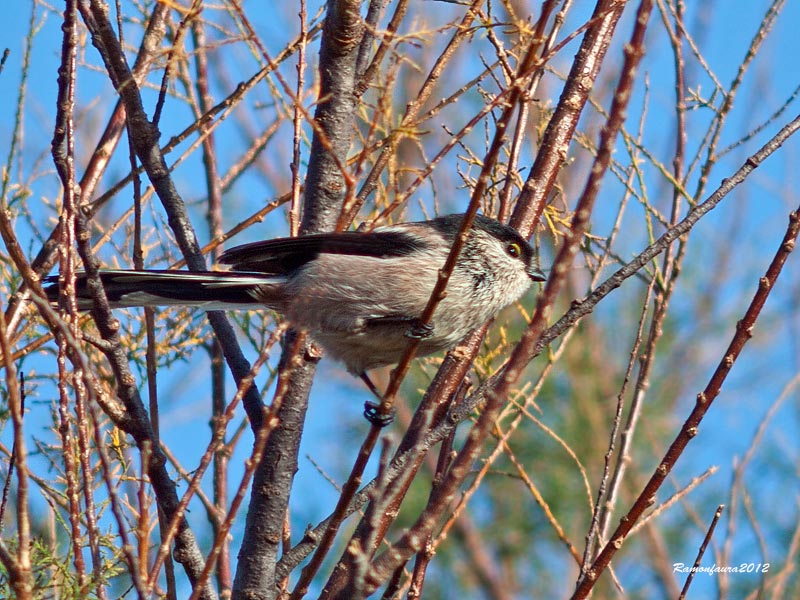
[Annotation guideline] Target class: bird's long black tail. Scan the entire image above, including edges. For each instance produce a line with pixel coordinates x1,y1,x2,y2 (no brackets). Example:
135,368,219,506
43,270,282,310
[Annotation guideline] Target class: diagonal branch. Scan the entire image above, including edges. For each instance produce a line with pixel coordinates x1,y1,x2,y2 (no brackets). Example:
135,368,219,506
572,152,800,599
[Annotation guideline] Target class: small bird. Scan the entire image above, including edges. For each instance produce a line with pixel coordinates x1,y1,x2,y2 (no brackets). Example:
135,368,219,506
45,213,545,423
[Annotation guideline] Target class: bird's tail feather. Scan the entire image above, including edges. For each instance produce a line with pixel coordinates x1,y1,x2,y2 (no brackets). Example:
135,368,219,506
43,270,283,310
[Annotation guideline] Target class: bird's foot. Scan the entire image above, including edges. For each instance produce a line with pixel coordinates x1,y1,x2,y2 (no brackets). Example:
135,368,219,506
405,319,434,340
363,401,395,427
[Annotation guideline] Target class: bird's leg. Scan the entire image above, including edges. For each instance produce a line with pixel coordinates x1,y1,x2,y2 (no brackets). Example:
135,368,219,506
360,372,395,427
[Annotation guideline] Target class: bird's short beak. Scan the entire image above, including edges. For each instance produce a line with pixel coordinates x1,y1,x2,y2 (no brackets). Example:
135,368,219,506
528,265,546,282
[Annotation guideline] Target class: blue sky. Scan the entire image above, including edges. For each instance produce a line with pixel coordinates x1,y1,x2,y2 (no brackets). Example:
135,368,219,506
2,1,800,597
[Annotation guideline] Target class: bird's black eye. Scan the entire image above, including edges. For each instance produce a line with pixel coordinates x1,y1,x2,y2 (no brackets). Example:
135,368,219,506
506,242,522,258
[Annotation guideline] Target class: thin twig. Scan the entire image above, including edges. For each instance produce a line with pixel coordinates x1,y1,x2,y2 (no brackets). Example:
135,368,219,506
678,505,725,599
573,205,800,598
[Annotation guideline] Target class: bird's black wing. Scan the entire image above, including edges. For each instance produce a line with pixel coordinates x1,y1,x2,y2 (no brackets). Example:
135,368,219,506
219,230,427,274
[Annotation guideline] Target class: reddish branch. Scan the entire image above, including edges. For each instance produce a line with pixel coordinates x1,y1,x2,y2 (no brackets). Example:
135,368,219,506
314,3,575,595
573,209,800,598
361,0,645,592
511,0,629,237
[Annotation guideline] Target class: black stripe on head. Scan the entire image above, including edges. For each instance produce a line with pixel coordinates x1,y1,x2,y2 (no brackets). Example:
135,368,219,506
427,213,534,265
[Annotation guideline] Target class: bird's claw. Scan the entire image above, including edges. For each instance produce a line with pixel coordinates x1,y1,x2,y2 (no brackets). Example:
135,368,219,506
405,320,434,340
363,401,395,427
